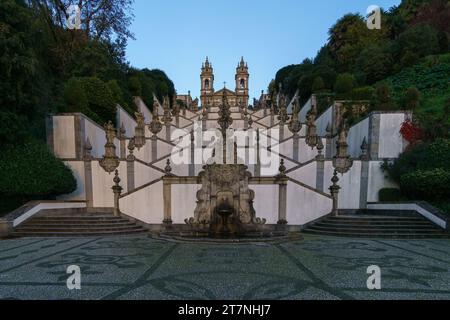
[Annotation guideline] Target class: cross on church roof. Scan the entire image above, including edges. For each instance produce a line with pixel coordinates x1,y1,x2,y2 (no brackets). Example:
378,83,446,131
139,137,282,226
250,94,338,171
223,81,226,88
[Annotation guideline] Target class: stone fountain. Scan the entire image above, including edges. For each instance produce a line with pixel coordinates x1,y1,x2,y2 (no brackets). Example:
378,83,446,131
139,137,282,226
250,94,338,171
185,91,266,238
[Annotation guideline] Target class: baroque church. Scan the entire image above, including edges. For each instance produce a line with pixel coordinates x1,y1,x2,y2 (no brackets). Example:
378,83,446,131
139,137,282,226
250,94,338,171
200,57,250,107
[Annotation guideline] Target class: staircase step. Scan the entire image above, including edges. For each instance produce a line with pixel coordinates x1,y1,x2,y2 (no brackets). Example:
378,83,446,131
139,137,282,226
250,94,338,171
12,229,148,237
302,229,450,239
13,211,147,238
302,214,449,239
15,225,145,232
307,226,444,234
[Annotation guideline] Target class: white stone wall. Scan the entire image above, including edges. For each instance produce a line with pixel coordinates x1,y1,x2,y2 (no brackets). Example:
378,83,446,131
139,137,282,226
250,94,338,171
116,106,137,138
379,113,406,158
53,116,76,158
83,117,120,159
288,162,317,188
92,161,127,208
347,117,369,158
135,96,154,122
119,180,164,224
252,185,279,224
171,184,201,224
367,161,398,202
315,106,333,136
286,182,332,225
299,97,312,122
134,162,163,189
324,160,362,209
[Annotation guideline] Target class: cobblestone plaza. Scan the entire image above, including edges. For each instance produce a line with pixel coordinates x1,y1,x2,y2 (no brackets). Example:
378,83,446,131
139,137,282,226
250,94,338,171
0,235,449,300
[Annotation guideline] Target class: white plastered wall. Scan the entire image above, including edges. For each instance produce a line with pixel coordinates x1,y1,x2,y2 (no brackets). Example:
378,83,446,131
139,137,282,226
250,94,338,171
171,184,201,224
92,161,127,207
286,182,332,225
53,116,76,158
119,180,164,224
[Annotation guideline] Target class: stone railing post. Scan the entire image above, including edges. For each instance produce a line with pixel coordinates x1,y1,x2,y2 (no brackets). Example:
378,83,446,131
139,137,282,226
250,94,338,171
330,170,340,216
277,159,288,225
189,130,195,176
112,170,123,217
127,138,135,192
83,138,94,209
151,135,158,162
163,160,174,225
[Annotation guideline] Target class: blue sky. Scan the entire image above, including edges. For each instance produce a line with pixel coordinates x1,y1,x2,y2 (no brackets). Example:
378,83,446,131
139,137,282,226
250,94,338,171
126,0,400,101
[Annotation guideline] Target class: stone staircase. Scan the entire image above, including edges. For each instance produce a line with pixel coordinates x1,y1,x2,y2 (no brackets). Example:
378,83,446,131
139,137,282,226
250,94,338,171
12,209,148,237
302,214,449,239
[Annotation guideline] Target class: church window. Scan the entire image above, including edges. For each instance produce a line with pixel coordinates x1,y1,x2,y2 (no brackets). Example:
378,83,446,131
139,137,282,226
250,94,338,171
240,78,245,89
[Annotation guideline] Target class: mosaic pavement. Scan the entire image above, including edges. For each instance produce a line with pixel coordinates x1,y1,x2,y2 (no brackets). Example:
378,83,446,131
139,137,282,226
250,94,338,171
0,235,449,300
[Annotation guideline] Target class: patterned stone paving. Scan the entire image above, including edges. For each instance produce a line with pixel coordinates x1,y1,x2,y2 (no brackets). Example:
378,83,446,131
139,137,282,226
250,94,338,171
0,235,449,300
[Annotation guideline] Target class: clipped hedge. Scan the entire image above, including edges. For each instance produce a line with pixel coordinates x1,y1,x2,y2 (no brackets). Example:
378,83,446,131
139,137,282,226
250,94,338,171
378,188,404,202
400,168,450,201
0,140,77,197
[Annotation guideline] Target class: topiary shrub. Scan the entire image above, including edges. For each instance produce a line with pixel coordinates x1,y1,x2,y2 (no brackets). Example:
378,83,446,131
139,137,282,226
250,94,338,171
400,168,450,201
0,140,77,198
378,188,404,202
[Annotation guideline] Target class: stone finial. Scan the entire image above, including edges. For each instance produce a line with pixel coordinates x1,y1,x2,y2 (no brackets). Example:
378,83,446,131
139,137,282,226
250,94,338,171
162,96,173,125
113,169,121,186
278,159,287,177
148,111,163,138
84,137,93,161
248,115,253,128
360,136,369,161
134,111,146,150
325,122,332,138
333,125,353,174
127,137,135,161
305,105,318,149
277,95,289,124
164,159,173,176
316,138,324,160
99,121,120,174
288,99,302,135
112,169,123,216
119,122,126,139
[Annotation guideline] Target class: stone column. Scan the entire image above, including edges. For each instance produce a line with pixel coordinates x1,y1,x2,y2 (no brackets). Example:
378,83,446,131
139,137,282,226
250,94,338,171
127,158,135,192
316,158,325,192
165,124,171,142
254,130,261,177
151,135,158,162
189,130,195,176
83,138,94,209
163,179,172,225
292,134,299,162
359,160,370,209
368,113,381,160
112,170,123,217
329,170,340,216
277,180,288,225
279,122,284,141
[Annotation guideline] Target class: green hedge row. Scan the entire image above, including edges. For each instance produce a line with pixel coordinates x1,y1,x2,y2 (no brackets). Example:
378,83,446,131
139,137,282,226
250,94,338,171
0,140,76,198
400,168,450,201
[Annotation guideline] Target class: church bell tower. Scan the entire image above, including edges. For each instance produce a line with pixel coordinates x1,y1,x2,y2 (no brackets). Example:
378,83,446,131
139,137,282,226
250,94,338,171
200,57,214,106
235,57,249,107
